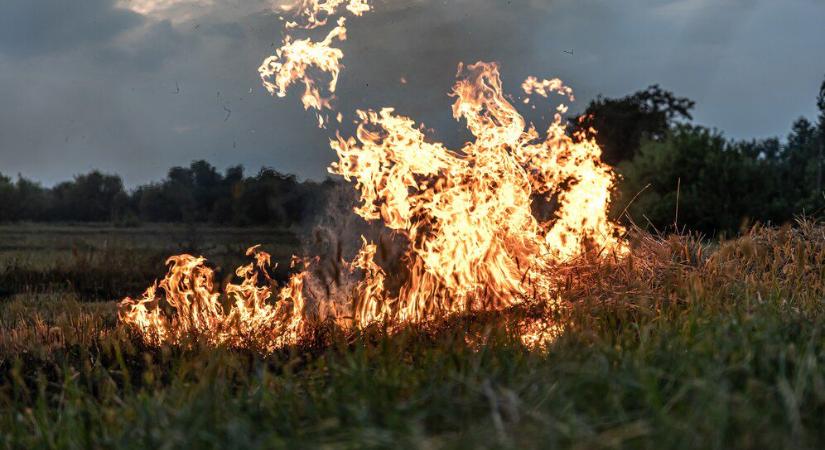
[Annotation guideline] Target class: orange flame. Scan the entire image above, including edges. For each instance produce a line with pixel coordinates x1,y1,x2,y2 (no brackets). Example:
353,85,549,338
332,61,626,325
281,0,370,29
259,0,370,127
120,2,626,352
118,246,309,352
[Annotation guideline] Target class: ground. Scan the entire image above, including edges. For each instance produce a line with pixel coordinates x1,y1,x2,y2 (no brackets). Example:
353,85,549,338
1,223,825,449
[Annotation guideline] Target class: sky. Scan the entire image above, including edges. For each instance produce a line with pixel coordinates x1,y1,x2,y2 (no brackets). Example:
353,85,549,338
1,0,824,187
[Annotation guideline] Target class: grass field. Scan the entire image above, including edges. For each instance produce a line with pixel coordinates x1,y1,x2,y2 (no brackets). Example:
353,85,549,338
2,222,825,449
0,224,301,300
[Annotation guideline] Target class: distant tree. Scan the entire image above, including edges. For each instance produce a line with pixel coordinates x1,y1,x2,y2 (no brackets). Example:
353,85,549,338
816,75,825,197
135,184,179,222
235,169,302,225
781,117,822,213
0,163,337,226
0,174,18,221
572,86,695,165
818,75,825,128
211,165,244,223
50,171,128,221
14,176,50,221
189,160,223,221
617,126,779,236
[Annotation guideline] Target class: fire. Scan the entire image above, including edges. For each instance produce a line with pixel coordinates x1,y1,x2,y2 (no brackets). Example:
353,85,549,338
118,246,310,352
258,0,371,127
281,0,370,29
331,61,626,325
119,0,627,351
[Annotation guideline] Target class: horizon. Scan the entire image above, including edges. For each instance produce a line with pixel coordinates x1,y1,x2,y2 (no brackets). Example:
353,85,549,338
1,0,824,187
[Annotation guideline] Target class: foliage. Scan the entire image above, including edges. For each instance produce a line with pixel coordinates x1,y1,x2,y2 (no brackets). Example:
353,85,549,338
616,126,780,235
0,224,301,300
611,75,825,236
0,161,338,226
571,85,695,165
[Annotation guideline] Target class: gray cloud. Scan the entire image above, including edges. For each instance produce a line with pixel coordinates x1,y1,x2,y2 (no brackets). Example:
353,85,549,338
0,0,143,58
95,19,198,71
0,0,823,187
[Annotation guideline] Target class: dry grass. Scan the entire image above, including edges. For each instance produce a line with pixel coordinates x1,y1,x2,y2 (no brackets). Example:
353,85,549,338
1,222,825,448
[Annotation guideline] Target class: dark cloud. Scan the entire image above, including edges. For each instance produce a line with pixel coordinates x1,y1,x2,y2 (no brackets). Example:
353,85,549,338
0,0,143,58
95,20,197,71
0,0,823,187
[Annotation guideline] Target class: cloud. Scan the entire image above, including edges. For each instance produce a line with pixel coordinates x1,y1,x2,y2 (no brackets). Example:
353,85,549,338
0,0,144,58
116,0,281,24
0,0,823,187
96,19,198,71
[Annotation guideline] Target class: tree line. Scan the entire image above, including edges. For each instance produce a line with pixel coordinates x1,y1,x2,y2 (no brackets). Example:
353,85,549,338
0,162,336,226
1,74,823,235
571,75,825,236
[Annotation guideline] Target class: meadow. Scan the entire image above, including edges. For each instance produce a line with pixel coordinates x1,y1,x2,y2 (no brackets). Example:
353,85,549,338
2,222,825,449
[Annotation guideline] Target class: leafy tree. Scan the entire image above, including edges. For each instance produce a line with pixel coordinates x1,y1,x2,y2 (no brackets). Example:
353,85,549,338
816,76,825,198
50,171,128,221
211,165,244,223
0,174,18,221
234,169,302,226
14,176,50,221
617,126,779,236
572,85,695,165
780,117,821,213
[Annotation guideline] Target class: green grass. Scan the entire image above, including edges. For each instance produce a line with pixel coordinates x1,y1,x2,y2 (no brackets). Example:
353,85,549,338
0,223,300,299
2,223,825,449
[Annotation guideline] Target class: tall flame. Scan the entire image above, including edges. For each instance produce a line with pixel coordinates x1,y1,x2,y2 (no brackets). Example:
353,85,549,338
119,1,627,351
332,61,626,325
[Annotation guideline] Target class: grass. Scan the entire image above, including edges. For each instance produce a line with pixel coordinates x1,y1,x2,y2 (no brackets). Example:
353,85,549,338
0,223,300,299
2,222,825,448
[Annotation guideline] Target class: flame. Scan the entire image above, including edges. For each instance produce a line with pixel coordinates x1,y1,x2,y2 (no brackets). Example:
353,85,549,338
281,0,370,29
331,61,626,325
118,246,309,352
120,1,627,352
258,0,370,127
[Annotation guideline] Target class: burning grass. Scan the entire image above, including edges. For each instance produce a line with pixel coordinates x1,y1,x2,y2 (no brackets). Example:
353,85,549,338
3,222,825,448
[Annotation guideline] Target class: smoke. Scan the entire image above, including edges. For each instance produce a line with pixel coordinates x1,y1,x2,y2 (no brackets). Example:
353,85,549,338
300,181,409,312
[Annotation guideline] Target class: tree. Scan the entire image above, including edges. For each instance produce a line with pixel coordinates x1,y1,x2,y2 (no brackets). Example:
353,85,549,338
0,174,18,221
189,160,223,221
211,165,244,223
816,75,825,196
14,176,50,221
48,171,128,222
781,117,820,213
572,86,695,165
818,75,825,128
617,126,780,236
234,169,302,225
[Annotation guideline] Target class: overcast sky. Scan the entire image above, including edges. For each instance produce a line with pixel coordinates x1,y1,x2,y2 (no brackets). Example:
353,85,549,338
1,0,824,187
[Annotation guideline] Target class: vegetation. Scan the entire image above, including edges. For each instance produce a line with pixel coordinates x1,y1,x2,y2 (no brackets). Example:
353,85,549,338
0,163,336,226
2,222,825,448
0,224,301,300
571,85,696,165
579,76,825,236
